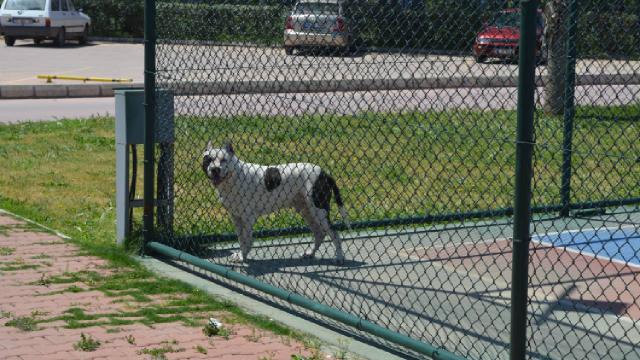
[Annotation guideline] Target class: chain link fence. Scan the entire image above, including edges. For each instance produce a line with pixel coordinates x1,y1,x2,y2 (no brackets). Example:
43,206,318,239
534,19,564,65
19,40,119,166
143,0,640,358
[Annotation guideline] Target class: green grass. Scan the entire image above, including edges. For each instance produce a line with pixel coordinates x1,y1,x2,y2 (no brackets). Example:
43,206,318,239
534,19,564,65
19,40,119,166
170,106,639,235
0,110,637,241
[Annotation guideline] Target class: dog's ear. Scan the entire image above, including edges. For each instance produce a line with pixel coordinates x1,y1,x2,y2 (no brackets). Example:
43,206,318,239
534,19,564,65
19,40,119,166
224,141,234,155
206,140,213,150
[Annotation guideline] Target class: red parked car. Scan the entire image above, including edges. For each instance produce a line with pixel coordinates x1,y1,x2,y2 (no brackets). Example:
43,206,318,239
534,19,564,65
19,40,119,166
472,9,546,63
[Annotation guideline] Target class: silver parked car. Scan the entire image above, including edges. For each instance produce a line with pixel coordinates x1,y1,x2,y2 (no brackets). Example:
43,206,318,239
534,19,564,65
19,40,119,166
283,0,351,55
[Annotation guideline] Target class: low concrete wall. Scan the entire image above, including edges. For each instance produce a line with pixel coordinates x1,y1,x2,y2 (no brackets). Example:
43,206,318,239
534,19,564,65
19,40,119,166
1,73,639,99
0,83,142,99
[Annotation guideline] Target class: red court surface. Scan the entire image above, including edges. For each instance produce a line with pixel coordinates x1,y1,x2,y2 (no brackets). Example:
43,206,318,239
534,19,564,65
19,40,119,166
409,237,640,322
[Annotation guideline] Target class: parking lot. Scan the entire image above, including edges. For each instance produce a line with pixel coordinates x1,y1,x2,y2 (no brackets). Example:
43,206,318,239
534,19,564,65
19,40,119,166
2,40,639,87
0,40,143,85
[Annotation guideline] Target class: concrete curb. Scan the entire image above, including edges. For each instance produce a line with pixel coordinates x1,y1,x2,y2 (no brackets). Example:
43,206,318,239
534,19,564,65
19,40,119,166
0,83,142,99
88,36,144,44
1,73,639,99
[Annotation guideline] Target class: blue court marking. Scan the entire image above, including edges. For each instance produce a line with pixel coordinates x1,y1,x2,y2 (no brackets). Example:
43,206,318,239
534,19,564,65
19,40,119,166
532,226,640,267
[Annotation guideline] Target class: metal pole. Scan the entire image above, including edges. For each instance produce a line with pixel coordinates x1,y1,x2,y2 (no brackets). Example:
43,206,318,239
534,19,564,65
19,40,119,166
143,0,156,249
559,0,579,217
510,1,539,359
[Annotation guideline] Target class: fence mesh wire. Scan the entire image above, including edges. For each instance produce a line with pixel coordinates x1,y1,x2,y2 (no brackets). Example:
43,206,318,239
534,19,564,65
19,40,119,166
150,0,640,358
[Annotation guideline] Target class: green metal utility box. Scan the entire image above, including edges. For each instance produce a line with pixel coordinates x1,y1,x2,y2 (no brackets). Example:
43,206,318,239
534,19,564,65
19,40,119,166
115,89,175,245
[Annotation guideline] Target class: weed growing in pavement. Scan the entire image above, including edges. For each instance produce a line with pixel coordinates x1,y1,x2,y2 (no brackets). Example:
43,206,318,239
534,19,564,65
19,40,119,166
244,328,262,342
291,354,322,360
5,314,38,331
195,344,208,354
126,334,136,345
301,338,323,360
0,246,14,255
259,351,277,360
137,342,185,360
0,257,39,271
334,338,350,360
203,321,232,339
73,333,101,352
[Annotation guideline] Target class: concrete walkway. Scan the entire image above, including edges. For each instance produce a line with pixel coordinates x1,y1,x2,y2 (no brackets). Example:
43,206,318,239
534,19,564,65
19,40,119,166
0,213,317,360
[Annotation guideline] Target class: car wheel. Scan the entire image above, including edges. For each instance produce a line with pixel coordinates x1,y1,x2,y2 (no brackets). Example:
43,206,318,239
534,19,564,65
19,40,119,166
4,36,16,47
284,46,294,55
34,38,43,45
54,28,66,47
79,26,89,45
475,55,487,64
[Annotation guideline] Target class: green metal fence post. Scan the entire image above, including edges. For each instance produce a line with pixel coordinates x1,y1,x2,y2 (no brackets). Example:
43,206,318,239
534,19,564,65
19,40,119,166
143,0,156,248
559,0,579,217
510,1,539,359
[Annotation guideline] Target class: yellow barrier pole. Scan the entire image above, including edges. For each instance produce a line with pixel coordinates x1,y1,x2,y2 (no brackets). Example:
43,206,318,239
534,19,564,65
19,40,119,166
37,75,134,83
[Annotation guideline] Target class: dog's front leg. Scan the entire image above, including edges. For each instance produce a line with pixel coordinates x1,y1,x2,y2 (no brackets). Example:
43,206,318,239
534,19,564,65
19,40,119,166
230,216,254,263
238,223,254,261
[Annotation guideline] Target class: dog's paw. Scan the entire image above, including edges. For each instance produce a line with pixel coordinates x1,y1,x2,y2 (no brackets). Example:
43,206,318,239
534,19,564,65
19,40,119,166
229,252,244,263
301,249,316,259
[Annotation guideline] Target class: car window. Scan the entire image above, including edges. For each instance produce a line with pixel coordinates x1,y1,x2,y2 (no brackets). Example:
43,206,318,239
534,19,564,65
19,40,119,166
492,12,519,27
4,0,46,10
60,0,68,11
51,0,59,11
491,11,545,29
294,3,339,15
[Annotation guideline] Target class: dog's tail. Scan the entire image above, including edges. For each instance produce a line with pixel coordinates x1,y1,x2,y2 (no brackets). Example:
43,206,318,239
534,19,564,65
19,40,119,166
328,175,351,230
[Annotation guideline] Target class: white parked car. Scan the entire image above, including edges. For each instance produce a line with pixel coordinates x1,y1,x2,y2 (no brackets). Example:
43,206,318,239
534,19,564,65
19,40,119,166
0,0,91,47
284,0,351,55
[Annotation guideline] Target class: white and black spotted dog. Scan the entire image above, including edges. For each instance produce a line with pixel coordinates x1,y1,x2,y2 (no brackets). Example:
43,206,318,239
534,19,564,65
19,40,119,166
202,141,350,264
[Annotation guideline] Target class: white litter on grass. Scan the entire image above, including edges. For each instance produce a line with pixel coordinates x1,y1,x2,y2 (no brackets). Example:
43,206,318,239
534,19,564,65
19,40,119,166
208,317,223,329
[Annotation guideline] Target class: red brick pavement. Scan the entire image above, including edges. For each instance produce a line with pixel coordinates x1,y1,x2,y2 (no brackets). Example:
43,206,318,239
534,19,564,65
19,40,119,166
0,214,319,359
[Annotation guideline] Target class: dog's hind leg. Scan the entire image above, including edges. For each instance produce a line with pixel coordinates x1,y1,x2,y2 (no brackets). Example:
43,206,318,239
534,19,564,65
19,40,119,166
296,203,325,259
309,205,344,265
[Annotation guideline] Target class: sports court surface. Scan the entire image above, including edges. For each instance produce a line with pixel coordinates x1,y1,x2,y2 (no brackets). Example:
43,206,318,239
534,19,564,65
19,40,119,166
194,208,640,359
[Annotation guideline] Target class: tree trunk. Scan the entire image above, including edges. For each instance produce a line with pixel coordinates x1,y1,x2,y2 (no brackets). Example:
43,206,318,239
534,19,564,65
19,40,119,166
543,0,569,115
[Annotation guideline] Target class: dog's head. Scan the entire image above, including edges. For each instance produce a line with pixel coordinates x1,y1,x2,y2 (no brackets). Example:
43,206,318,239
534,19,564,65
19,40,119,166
202,141,236,186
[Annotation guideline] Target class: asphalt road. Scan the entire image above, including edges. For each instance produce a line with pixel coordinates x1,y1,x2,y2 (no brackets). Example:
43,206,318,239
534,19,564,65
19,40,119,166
1,82,637,124
0,97,114,123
